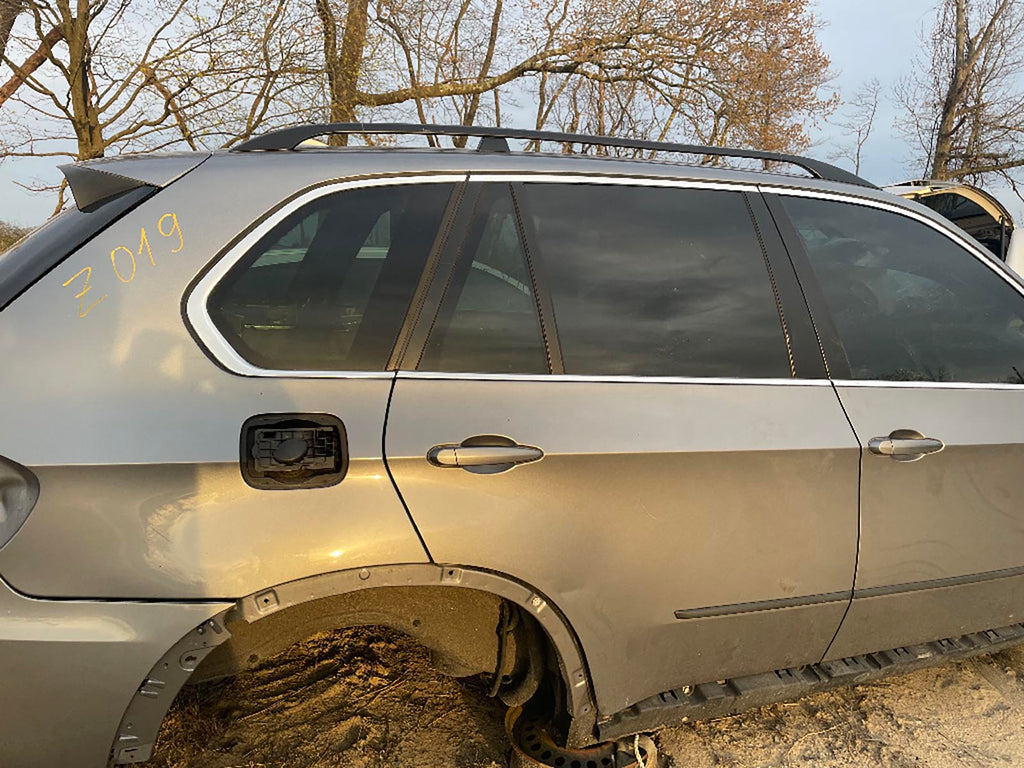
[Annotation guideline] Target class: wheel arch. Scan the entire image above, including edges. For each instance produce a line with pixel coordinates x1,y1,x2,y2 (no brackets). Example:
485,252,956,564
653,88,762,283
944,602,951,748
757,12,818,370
109,563,598,765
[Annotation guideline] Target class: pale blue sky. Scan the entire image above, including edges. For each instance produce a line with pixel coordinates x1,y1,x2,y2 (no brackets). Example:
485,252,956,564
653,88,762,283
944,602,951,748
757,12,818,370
811,0,933,181
0,1,983,226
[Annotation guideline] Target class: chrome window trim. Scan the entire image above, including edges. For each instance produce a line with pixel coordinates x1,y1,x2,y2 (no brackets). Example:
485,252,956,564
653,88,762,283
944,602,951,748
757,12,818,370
189,170,1024,384
397,371,832,386
468,172,762,194
185,174,466,378
833,379,1024,391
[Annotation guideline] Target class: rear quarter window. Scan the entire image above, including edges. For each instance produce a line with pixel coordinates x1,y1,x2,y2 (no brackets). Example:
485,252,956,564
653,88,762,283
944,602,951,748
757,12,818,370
207,183,454,371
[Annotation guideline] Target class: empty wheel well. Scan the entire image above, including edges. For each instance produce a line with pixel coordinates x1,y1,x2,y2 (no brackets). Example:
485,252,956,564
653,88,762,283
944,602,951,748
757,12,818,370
191,585,550,696
109,565,597,764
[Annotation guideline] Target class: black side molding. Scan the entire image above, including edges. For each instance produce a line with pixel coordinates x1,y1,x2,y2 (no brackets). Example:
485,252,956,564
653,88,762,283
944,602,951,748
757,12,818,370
597,621,1024,741
674,590,849,620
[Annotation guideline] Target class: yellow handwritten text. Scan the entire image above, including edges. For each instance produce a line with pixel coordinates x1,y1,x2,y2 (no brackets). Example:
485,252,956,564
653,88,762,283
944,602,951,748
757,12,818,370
110,246,136,283
64,212,184,318
62,266,108,318
158,213,183,253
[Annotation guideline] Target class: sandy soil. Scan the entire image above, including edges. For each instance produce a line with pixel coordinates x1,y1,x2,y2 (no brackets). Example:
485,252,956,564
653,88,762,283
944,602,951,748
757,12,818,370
152,628,1024,768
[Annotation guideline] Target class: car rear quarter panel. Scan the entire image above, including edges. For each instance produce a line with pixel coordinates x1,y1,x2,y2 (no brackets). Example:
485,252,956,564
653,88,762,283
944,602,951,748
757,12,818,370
0,572,229,767
0,155,428,599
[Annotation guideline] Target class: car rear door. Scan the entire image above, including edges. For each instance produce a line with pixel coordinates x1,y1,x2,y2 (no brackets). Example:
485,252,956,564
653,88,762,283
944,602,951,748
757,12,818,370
384,177,861,717
766,191,1024,661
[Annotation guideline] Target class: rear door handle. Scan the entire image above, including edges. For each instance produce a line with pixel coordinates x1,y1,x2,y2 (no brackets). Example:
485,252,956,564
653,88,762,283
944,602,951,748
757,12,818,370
428,436,543,474
868,429,944,462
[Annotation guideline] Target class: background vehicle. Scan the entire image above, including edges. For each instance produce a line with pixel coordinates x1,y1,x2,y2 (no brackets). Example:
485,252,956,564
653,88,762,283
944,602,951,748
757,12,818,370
3,124,1024,768
887,179,1024,273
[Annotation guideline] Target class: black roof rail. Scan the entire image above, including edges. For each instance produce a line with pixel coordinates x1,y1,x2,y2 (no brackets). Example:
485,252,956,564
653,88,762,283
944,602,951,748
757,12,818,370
231,122,876,189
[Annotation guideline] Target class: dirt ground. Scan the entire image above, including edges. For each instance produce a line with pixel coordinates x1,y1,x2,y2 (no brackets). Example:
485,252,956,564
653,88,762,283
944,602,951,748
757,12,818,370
152,627,1024,768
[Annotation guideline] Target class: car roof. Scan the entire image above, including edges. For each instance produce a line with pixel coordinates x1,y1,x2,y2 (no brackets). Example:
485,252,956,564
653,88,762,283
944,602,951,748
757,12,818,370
61,124,966,246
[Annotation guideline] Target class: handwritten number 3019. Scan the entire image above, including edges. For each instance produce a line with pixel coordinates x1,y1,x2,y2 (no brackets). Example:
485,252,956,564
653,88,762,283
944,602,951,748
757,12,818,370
63,213,183,318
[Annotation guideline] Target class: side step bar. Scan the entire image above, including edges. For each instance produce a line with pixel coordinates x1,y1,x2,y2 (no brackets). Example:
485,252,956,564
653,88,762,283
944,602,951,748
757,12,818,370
597,621,1024,741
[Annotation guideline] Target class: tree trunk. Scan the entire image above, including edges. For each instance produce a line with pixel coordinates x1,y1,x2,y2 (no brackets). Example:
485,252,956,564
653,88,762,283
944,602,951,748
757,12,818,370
0,0,22,64
64,7,103,159
931,0,969,179
316,0,369,145
453,0,503,147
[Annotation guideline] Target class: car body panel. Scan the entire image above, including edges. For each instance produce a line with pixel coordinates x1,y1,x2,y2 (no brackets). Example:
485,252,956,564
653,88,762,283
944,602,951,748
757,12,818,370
824,385,1024,659
825,570,1024,661
0,572,228,768
384,375,860,714
4,142,1024,761
0,156,428,599
0,459,424,598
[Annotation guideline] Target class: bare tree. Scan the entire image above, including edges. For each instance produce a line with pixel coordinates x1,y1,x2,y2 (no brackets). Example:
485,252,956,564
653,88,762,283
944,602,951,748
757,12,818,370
0,0,317,167
527,0,836,160
0,218,28,252
896,0,1024,184
1,0,838,215
308,0,835,157
0,0,21,63
831,78,881,175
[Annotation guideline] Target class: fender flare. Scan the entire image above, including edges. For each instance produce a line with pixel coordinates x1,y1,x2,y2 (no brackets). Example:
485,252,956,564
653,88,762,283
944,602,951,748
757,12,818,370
108,563,598,765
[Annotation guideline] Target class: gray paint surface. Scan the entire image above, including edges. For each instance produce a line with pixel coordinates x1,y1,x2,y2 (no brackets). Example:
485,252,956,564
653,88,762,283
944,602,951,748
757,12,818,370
826,384,1024,658
385,376,860,713
837,385,1024,589
826,572,1024,661
0,572,228,767
3,146,1023,761
0,156,429,598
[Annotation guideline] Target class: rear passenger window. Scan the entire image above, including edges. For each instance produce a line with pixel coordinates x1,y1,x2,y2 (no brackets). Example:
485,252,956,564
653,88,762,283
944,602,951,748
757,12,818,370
422,185,548,374
209,183,453,371
781,196,1024,383
521,184,792,378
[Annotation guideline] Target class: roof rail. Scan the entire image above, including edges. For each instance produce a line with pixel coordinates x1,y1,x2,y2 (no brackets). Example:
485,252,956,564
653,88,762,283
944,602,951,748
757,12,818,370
231,122,876,189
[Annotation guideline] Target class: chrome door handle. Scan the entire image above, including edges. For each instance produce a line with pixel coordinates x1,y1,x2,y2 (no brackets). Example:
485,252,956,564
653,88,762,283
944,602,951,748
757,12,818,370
430,445,543,467
427,436,543,473
868,429,944,462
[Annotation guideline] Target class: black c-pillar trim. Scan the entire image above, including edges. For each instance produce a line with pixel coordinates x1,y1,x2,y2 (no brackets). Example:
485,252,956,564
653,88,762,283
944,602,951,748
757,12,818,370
745,192,829,379
394,182,483,370
760,193,853,380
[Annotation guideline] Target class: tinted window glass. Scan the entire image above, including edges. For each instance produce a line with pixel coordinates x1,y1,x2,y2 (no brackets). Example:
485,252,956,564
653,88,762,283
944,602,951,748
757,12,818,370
422,186,547,373
210,183,453,370
781,196,1024,383
521,184,792,378
917,192,1006,259
0,186,154,310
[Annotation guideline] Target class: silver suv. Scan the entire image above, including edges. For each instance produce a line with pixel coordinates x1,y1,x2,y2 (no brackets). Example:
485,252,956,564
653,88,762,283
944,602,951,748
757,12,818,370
4,124,1024,768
